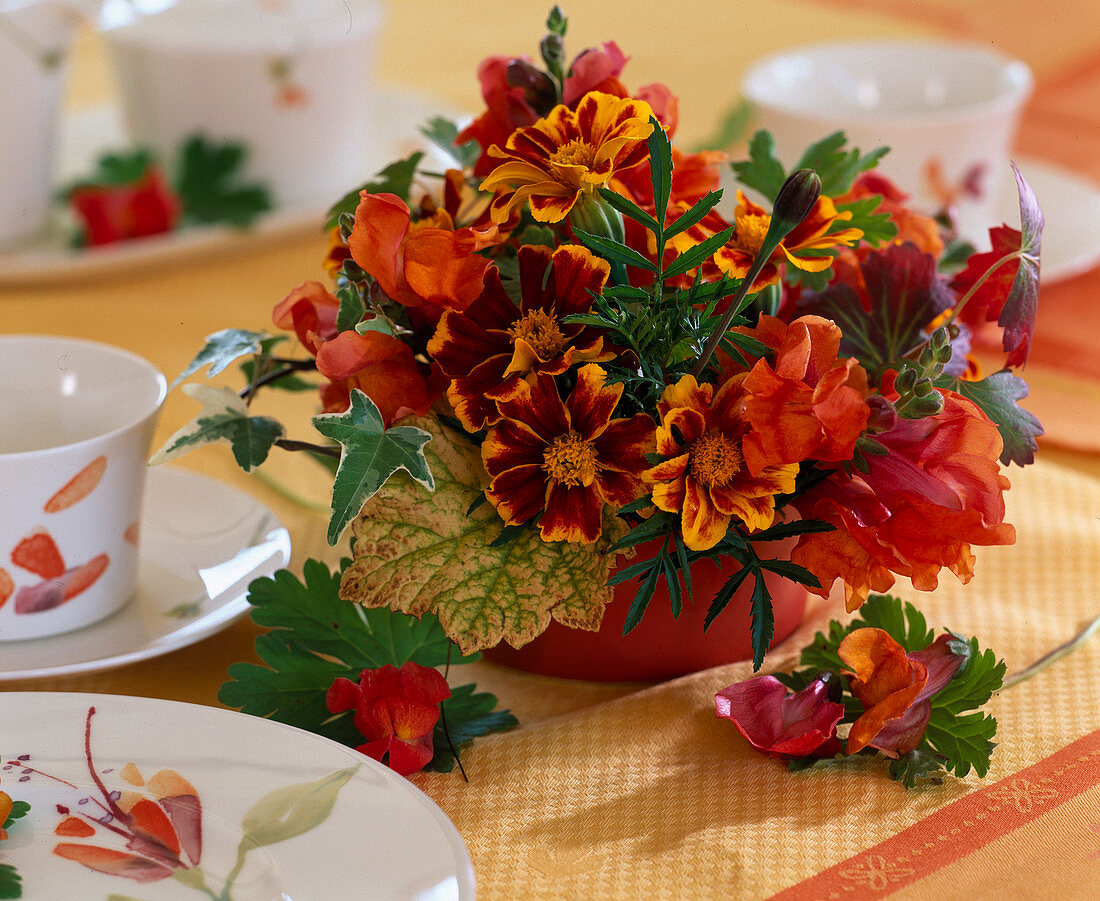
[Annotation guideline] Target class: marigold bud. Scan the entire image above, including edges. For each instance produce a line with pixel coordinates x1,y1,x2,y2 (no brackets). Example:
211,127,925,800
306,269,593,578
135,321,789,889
771,168,822,234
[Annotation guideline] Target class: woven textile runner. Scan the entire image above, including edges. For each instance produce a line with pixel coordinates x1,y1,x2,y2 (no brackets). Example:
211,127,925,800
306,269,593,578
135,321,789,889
771,728,1100,900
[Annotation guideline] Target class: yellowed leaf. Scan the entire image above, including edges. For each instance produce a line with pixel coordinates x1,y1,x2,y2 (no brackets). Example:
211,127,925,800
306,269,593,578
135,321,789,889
339,417,630,653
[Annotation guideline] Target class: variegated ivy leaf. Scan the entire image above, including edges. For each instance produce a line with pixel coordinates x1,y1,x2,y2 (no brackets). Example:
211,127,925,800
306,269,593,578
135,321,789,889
311,390,435,545
149,383,284,471
339,416,631,654
171,328,268,388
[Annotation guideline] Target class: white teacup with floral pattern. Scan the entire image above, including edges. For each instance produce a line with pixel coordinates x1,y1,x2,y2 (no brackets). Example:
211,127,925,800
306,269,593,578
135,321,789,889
740,40,1033,245
0,336,166,641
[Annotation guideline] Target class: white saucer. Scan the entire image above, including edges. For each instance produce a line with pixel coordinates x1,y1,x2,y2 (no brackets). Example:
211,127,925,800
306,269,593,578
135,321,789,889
0,692,474,899
1007,156,1100,283
0,87,457,286
0,467,290,681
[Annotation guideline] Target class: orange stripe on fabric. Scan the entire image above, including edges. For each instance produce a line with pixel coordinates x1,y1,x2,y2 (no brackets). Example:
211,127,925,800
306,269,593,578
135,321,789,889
769,728,1100,900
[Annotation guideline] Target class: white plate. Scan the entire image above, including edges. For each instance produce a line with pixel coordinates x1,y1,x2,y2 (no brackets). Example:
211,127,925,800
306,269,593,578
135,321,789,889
0,467,290,682
0,88,457,286
0,692,475,900
1008,156,1100,283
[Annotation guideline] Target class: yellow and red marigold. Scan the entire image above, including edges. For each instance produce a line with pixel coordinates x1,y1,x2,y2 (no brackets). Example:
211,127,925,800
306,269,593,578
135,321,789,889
427,244,613,431
644,374,798,551
481,364,653,543
479,91,654,224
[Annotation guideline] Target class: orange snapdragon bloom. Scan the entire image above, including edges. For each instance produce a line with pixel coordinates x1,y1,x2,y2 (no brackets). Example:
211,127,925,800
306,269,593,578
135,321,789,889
346,190,500,312
737,315,871,474
479,91,654,224
792,380,1015,610
644,375,798,551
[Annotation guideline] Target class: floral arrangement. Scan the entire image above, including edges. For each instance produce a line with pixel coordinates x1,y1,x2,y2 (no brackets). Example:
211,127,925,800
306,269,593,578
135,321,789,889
0,778,29,898
154,8,1043,780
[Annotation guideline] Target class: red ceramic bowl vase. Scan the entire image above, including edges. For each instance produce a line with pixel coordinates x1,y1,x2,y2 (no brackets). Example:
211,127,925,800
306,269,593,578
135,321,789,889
482,538,808,681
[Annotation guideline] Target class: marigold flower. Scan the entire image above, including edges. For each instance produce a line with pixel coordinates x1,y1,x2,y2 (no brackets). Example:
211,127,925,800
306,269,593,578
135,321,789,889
643,374,798,551
346,191,499,312
682,190,863,293
327,662,451,776
791,380,1015,610
716,674,844,758
428,244,613,431
479,91,654,224
738,315,871,473
481,364,653,543
839,629,966,756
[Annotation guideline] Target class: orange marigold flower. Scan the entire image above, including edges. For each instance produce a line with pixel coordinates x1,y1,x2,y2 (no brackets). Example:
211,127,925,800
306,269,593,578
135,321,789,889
427,244,613,431
791,380,1015,610
643,374,798,551
738,315,872,473
346,191,499,312
686,190,863,293
481,364,654,543
315,329,441,425
479,91,654,224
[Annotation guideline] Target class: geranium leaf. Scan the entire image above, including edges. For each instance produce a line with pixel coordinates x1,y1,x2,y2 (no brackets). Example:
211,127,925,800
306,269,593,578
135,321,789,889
945,370,1044,466
339,417,631,653
425,684,519,773
835,195,896,248
172,328,267,387
793,131,889,197
731,130,787,201
923,711,998,779
998,162,1043,367
0,863,22,900
149,383,284,471
888,745,948,789
803,243,953,380
420,117,480,169
850,594,935,652
175,136,272,227
311,390,435,545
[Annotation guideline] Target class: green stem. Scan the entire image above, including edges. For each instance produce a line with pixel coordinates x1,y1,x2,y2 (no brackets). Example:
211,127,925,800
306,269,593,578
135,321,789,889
690,248,772,380
250,468,330,514
1001,609,1100,691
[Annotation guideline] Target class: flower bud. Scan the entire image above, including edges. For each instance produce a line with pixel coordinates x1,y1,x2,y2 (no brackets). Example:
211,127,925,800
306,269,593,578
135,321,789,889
894,367,918,395
506,59,558,113
771,168,822,235
865,394,898,433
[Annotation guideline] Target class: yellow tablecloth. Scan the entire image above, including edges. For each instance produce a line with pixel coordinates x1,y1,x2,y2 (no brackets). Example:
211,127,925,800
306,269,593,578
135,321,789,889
4,2,1100,898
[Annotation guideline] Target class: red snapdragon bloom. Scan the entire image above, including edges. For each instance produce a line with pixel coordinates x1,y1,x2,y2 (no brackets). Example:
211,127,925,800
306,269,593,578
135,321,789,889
839,629,966,756
272,281,340,354
792,379,1015,610
70,167,180,246
716,674,844,758
326,662,451,776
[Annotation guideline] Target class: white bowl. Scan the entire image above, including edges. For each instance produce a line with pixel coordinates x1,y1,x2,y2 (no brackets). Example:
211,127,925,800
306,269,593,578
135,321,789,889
0,335,166,640
741,40,1033,243
99,0,385,207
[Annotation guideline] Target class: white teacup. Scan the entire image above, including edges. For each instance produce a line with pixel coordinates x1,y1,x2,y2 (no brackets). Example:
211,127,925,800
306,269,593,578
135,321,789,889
740,40,1034,245
99,0,384,208
0,0,79,249
0,336,166,641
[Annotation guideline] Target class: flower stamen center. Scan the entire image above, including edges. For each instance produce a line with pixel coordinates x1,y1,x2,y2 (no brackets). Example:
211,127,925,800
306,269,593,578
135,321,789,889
550,138,596,170
689,430,743,486
731,212,772,256
509,309,567,360
543,431,599,487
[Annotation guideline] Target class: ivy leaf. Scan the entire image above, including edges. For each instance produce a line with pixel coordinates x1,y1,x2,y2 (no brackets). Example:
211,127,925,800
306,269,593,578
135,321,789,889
175,136,272,227
324,152,425,230
0,863,21,900
149,383,284,471
172,328,267,387
339,417,630,653
311,391,434,545
420,117,480,169
730,130,788,201
426,684,520,774
944,370,1044,466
